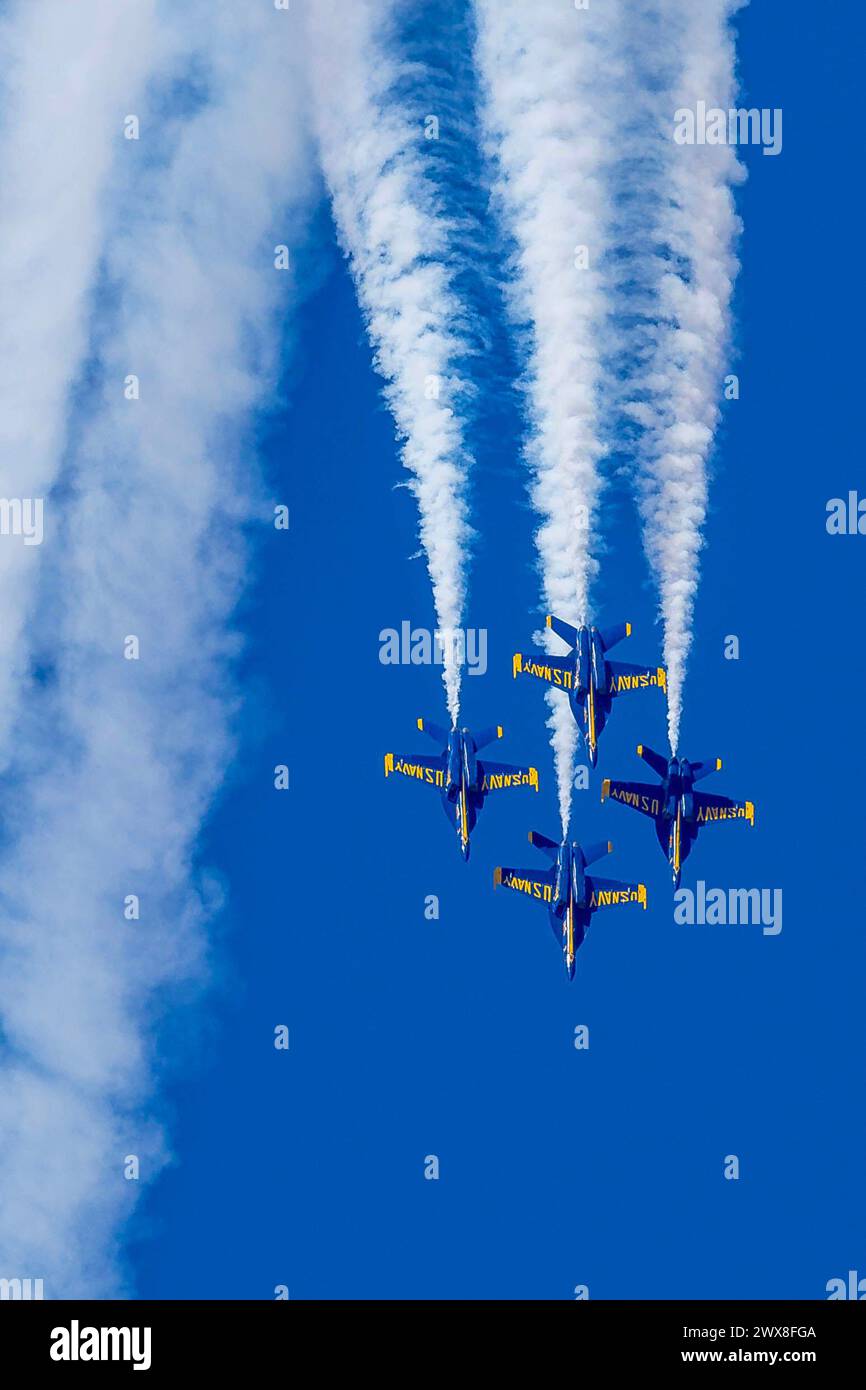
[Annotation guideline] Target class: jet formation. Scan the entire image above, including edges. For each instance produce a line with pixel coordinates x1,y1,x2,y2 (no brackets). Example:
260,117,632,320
384,617,755,980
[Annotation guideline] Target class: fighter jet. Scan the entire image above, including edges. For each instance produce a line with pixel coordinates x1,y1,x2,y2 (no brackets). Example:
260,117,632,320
512,617,666,766
602,745,755,887
384,719,538,860
493,832,647,979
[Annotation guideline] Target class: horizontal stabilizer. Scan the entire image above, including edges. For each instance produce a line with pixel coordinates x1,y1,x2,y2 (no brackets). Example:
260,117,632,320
528,829,559,859
545,614,579,648
691,757,722,783
472,724,504,751
636,743,668,778
416,717,449,747
597,621,631,652
582,839,613,867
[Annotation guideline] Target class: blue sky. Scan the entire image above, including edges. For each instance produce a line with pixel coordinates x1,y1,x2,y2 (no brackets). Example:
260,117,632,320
0,2,860,1303
121,3,865,1300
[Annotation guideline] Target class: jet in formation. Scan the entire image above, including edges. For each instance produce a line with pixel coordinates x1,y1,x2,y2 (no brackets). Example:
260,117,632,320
384,720,538,860
494,831,647,979
602,745,755,887
512,616,666,766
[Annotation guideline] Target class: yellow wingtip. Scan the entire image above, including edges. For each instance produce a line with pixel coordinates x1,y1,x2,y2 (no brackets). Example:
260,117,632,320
545,614,552,628
601,778,610,802
416,718,424,731
625,621,632,636
493,867,502,888
497,724,503,738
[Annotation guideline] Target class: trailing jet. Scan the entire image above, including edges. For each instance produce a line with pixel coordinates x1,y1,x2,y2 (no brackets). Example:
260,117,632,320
512,617,666,766
384,719,538,860
493,832,647,979
602,745,755,887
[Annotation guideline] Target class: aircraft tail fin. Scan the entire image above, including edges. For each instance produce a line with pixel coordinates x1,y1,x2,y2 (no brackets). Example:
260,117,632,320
545,614,579,648
636,743,668,778
416,717,449,747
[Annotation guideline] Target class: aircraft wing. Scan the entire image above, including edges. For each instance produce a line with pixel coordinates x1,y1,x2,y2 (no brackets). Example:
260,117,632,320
493,866,553,903
479,760,539,792
693,792,755,826
383,752,446,788
607,661,667,696
587,876,647,910
512,653,573,691
601,778,664,819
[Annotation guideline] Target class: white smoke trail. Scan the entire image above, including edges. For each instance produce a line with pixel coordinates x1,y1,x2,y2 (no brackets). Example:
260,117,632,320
623,1,744,752
0,4,314,1295
474,0,622,833
0,0,164,761
305,1,474,727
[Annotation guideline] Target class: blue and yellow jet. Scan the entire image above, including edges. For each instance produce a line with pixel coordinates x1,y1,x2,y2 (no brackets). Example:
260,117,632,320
602,745,756,887
494,832,647,979
512,616,666,766
384,720,538,860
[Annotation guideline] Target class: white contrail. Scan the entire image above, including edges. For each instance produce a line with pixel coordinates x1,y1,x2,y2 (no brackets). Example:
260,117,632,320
474,0,622,833
623,1,744,752
0,3,314,1296
0,0,164,761
305,1,474,727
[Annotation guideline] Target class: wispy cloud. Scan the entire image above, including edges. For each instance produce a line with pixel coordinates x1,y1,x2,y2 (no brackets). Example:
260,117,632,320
305,0,476,727
0,2,314,1296
0,0,163,758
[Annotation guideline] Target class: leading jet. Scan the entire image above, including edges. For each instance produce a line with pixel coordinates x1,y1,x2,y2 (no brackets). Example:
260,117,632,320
384,719,538,861
493,832,647,979
512,616,666,766
602,745,756,887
